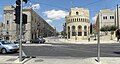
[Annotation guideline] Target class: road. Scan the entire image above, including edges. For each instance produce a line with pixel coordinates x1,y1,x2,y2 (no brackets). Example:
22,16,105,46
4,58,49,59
0,37,120,58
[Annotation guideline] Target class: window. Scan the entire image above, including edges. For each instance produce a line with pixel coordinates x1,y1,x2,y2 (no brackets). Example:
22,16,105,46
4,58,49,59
72,26,76,36
83,19,84,22
81,18,83,21
103,16,107,19
72,32,76,36
84,26,87,31
78,25,82,36
6,32,9,35
84,32,87,36
85,19,86,22
75,18,76,21
76,12,79,15
68,26,70,32
110,16,114,19
78,32,82,36
7,20,9,24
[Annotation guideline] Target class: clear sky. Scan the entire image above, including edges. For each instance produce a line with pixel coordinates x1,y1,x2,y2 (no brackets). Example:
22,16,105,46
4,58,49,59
0,0,120,32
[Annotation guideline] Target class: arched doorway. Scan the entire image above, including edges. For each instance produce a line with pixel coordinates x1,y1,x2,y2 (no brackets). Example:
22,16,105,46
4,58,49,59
78,25,82,36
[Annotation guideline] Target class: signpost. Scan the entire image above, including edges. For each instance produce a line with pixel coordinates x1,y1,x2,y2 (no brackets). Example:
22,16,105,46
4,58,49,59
96,14,100,62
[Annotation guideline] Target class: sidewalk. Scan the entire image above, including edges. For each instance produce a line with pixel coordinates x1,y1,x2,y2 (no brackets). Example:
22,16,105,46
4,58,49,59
0,56,31,64
25,57,120,64
1,56,120,64
59,38,119,44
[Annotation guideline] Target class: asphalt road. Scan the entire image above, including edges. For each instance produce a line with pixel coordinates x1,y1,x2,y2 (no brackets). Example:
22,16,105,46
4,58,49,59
0,37,120,58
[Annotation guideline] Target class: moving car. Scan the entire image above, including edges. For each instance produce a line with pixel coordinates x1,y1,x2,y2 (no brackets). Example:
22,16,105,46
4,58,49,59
31,38,45,43
0,40,19,54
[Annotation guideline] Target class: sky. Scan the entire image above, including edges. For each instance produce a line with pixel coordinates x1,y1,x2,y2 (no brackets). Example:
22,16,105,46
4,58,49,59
0,0,120,32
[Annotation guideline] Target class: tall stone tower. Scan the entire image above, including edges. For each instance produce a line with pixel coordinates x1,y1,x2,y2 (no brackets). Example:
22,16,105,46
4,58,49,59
65,8,90,41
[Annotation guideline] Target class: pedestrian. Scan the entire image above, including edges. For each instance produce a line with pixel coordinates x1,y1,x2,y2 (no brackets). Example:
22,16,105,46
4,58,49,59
88,35,90,42
115,29,120,42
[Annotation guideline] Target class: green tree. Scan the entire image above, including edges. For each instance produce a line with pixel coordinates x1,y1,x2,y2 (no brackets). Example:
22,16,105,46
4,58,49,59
61,31,67,38
100,25,117,40
100,26,110,35
110,25,117,40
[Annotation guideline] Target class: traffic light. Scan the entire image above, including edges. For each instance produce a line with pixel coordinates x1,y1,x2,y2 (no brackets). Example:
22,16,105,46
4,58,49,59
16,0,29,3
14,0,28,24
23,0,29,3
14,0,21,24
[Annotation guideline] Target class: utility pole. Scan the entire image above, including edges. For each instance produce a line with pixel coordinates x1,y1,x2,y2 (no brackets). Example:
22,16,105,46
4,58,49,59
117,4,119,29
19,0,23,62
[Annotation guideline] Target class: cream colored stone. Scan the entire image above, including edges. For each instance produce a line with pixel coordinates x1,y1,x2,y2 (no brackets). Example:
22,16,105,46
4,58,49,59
65,8,90,41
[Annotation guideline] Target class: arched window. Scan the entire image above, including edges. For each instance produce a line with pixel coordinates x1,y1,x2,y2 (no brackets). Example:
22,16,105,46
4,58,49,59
84,19,86,22
78,25,82,36
84,26,87,36
75,18,76,22
85,19,87,22
84,26,87,31
68,26,70,32
83,18,85,22
81,18,83,22
76,12,79,15
72,26,76,36
77,18,78,21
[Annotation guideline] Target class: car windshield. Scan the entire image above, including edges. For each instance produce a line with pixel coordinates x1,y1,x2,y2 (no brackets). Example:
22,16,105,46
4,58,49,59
1,41,11,44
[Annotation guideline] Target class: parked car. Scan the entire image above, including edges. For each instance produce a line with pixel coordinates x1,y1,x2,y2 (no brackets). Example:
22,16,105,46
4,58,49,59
15,39,26,43
0,40,19,54
31,38,45,43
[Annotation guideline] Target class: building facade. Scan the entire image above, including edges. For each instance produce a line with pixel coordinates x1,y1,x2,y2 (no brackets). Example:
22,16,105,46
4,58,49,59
65,8,90,40
0,23,3,39
3,5,56,42
98,9,115,29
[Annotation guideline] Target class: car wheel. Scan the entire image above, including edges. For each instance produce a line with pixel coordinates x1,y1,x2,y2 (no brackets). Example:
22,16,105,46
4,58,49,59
1,48,7,54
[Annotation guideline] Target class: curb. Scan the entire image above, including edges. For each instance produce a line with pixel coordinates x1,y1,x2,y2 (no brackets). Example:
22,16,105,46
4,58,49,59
59,39,118,44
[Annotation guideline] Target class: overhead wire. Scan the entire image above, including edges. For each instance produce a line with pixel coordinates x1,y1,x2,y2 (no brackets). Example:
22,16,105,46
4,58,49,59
29,0,118,12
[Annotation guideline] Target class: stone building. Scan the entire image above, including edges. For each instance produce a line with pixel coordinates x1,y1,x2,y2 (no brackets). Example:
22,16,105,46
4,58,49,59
65,8,90,40
97,9,115,29
0,23,3,39
3,5,56,41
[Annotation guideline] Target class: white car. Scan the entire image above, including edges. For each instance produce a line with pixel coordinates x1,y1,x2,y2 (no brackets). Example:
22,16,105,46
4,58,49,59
0,40,19,54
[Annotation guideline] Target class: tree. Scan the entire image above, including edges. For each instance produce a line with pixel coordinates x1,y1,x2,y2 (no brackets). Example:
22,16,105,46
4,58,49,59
61,31,67,38
100,25,117,40
100,26,110,35
90,23,92,34
110,25,117,40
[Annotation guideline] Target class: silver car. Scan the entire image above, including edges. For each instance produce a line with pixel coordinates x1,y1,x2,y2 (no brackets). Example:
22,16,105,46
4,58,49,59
0,40,19,54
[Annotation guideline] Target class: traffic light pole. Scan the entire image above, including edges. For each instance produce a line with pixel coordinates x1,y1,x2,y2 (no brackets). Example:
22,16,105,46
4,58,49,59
19,0,23,62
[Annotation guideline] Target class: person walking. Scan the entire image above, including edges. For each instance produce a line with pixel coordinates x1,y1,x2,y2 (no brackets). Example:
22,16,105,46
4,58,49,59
88,35,90,42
